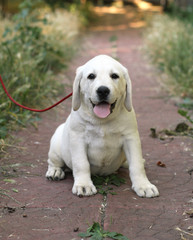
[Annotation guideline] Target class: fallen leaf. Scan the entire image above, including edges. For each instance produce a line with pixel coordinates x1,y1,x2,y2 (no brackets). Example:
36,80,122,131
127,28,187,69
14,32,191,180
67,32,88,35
3,179,16,184
12,188,19,193
157,161,166,168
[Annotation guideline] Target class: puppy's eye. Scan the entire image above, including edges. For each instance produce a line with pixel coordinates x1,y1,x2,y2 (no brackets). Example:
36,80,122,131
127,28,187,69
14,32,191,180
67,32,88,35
111,73,119,79
87,73,96,80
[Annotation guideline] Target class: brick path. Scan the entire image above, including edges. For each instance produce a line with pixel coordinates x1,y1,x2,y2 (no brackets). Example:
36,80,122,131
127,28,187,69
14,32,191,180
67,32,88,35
1,5,193,240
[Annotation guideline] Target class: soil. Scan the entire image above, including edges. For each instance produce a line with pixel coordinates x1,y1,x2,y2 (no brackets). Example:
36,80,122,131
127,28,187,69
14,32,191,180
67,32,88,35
1,3,193,240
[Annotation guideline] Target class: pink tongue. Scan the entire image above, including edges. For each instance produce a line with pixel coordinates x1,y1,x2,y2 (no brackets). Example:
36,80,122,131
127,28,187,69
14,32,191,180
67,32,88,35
94,103,111,118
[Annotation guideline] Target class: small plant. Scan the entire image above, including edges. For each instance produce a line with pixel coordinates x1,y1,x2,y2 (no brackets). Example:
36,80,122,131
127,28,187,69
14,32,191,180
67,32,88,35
68,1,96,27
79,222,129,240
144,15,193,98
166,3,193,25
177,98,193,110
0,0,76,140
109,35,118,60
92,174,126,196
177,98,193,137
178,109,193,125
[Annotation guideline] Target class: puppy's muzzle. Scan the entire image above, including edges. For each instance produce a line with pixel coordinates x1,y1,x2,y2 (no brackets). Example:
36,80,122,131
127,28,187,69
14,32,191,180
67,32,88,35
89,86,117,119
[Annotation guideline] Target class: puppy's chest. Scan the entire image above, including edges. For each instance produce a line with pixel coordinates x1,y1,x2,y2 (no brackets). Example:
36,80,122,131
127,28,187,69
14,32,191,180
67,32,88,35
85,127,123,166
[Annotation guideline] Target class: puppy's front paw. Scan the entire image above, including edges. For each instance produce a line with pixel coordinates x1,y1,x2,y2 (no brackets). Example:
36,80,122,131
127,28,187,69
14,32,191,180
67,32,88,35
72,182,97,196
46,166,65,181
133,182,159,198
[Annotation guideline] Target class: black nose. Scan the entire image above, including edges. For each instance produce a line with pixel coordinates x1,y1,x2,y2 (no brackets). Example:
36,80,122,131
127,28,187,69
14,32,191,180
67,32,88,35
97,86,110,100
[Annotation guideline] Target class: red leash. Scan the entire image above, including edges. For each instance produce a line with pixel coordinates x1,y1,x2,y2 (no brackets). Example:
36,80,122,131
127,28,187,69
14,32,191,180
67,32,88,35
0,75,72,112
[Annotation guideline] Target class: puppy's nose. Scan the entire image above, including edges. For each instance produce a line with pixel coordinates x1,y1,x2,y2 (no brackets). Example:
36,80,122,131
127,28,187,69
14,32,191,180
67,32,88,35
97,86,110,100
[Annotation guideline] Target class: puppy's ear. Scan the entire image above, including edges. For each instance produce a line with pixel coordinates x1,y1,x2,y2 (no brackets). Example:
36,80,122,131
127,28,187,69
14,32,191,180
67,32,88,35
123,68,132,112
72,66,83,111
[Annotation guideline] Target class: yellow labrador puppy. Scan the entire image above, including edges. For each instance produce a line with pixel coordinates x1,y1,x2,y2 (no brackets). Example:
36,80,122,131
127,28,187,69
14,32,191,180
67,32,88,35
46,55,159,198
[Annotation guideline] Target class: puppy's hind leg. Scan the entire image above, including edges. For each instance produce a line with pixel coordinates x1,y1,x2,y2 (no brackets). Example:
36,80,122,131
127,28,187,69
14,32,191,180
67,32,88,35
46,123,67,181
46,155,65,181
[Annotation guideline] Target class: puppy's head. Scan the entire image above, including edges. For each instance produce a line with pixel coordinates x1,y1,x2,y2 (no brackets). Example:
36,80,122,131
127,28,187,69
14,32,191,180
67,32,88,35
72,55,132,118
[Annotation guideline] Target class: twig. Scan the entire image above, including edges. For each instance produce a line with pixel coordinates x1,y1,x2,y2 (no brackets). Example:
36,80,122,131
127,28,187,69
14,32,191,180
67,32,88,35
0,189,22,205
0,142,26,150
176,227,193,236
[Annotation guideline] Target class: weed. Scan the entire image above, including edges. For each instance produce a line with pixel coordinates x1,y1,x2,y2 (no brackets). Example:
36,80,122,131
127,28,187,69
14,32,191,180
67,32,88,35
150,121,193,140
166,3,193,25
46,0,96,27
144,14,193,98
92,174,126,196
109,35,117,43
109,35,118,60
0,0,81,140
177,98,193,111
0,0,60,139
177,98,193,135
68,2,96,27
178,109,193,125
79,222,129,240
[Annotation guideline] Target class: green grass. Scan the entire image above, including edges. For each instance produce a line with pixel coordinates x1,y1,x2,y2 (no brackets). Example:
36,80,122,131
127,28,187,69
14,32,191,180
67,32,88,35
0,7,64,138
144,14,193,98
0,1,88,140
166,3,193,24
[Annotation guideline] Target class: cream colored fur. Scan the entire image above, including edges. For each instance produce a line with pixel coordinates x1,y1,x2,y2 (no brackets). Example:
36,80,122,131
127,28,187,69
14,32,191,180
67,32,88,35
46,55,159,198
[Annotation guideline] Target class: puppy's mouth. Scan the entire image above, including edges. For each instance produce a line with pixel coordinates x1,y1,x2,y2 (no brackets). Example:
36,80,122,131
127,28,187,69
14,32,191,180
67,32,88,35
90,100,117,118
